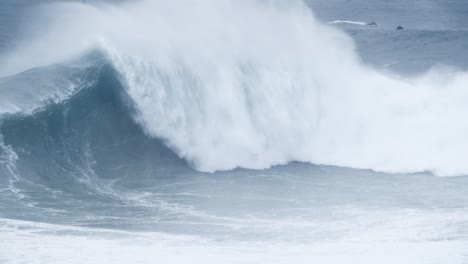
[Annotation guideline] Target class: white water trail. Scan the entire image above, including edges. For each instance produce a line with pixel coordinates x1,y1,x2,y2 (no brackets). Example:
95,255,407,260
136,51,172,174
328,20,368,26
1,0,468,176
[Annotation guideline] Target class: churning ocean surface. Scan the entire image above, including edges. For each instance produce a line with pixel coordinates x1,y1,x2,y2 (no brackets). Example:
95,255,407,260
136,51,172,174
1,0,468,263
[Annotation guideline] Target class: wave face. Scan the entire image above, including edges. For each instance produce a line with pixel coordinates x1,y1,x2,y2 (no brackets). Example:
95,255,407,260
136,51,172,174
0,56,190,215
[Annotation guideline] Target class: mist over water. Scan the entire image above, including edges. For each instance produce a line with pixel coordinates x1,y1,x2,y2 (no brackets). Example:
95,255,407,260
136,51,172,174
1,0,468,263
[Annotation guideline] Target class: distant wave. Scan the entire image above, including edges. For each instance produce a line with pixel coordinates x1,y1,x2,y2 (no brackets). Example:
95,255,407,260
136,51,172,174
328,20,368,26
1,0,468,176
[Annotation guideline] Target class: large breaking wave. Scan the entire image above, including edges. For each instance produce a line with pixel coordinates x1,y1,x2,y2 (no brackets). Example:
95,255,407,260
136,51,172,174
1,0,468,176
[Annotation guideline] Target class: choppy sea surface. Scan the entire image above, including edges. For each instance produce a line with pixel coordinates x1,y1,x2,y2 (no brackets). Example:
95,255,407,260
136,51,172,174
1,0,468,263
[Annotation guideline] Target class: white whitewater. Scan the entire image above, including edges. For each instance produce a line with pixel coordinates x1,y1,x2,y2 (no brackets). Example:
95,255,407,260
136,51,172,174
328,20,368,26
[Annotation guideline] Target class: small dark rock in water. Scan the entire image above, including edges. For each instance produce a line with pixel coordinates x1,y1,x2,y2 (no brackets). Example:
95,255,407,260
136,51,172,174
396,26,404,30
367,21,378,26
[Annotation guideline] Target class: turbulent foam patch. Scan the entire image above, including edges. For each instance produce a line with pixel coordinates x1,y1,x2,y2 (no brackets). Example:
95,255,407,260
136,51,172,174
1,215,467,264
2,0,468,176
